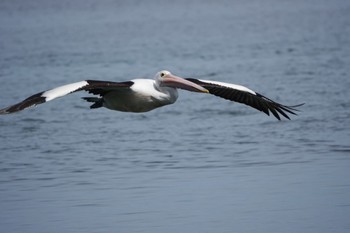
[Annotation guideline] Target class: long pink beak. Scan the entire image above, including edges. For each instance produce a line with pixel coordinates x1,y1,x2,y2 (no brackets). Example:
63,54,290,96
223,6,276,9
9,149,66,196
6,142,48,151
161,74,209,93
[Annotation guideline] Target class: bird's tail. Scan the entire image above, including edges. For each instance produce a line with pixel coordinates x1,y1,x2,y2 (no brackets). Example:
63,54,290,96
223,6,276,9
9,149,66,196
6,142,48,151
82,97,104,109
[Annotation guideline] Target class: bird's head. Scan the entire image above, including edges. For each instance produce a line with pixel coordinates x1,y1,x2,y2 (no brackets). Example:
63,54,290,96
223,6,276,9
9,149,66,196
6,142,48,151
155,70,208,93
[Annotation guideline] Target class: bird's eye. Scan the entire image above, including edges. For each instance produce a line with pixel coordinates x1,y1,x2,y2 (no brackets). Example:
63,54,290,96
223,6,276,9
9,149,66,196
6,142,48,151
160,72,165,77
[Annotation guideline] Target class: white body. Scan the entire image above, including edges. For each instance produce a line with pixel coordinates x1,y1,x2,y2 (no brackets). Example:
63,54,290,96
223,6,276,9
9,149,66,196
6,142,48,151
103,79,178,112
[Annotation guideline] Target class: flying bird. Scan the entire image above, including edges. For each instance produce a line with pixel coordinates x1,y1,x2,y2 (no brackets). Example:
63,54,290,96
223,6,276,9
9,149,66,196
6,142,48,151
0,70,302,120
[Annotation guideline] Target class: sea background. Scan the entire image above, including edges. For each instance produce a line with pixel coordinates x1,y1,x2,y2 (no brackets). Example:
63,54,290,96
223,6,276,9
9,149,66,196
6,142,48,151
0,0,349,232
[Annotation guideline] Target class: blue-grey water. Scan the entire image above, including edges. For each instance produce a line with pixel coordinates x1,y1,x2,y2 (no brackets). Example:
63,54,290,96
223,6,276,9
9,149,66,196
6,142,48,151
1,0,350,232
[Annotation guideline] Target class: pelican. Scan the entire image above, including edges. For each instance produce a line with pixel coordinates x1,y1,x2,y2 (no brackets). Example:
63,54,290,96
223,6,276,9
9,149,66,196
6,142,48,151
0,70,302,120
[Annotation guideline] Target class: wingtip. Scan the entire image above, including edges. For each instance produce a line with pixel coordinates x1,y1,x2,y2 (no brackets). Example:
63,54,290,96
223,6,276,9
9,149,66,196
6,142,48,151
0,106,12,115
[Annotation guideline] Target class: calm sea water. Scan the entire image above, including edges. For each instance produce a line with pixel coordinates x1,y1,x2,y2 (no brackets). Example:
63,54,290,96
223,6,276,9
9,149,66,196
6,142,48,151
1,0,350,232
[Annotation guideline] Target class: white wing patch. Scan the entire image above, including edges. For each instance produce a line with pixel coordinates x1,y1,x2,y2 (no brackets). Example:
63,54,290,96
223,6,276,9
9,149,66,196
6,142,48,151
42,81,89,101
198,79,256,95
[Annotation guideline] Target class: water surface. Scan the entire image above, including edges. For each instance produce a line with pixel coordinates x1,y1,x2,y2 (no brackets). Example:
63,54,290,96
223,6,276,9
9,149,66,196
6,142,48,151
1,1,350,232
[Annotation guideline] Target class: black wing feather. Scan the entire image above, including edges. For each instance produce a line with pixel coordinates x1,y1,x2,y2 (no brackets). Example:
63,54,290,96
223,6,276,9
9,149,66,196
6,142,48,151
84,80,133,96
186,78,303,120
0,92,46,114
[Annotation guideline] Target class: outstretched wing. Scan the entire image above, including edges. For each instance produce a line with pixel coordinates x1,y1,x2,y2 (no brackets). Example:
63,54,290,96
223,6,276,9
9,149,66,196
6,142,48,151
0,80,133,114
186,78,303,120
